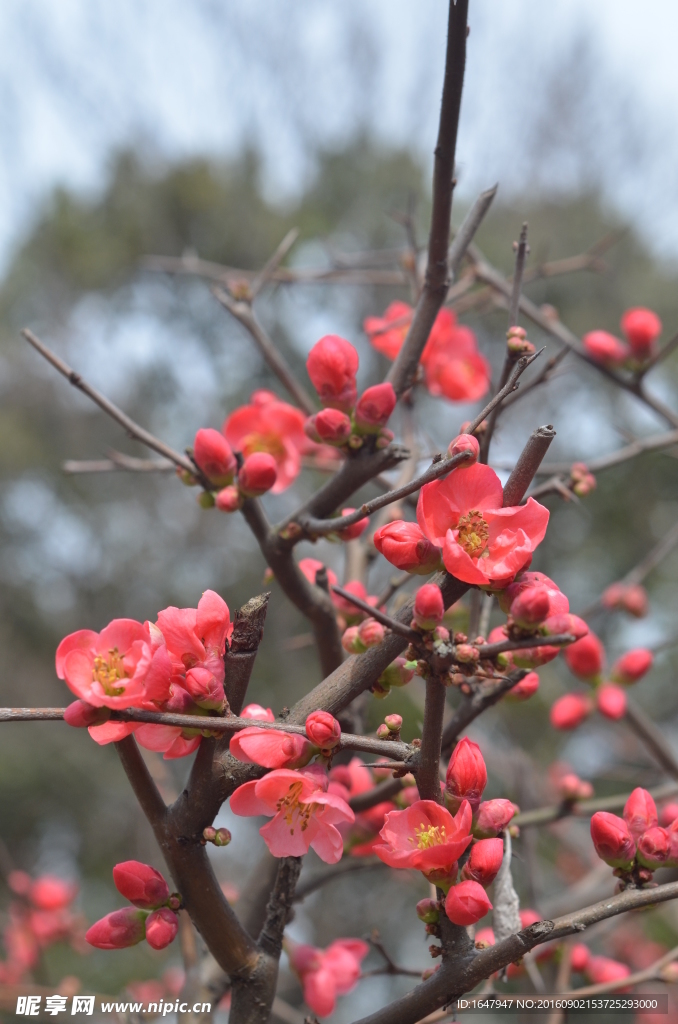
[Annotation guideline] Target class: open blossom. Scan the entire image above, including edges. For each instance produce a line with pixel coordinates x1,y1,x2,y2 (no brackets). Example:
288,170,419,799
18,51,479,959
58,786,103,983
364,301,413,359
287,937,369,1018
56,620,172,710
229,728,313,769
421,311,491,403
373,799,472,886
223,390,307,493
306,335,359,411
417,463,549,587
230,767,354,863
373,520,442,575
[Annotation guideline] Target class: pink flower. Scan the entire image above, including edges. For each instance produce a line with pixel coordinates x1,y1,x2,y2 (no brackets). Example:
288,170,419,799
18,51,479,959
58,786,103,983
306,336,359,411
287,937,369,1018
29,877,77,911
112,861,170,910
417,463,549,587
373,520,442,575
156,590,232,685
596,683,627,720
229,727,313,769
193,428,236,486
145,908,179,950
582,330,630,367
241,703,276,722
56,620,172,710
373,800,472,886
444,880,492,925
621,307,662,358
420,312,491,403
86,908,147,950
357,618,385,648
354,383,396,432
223,390,307,493
238,452,277,496
558,773,593,801
230,767,354,863
506,671,540,702
306,711,341,750
364,301,413,360
215,485,242,513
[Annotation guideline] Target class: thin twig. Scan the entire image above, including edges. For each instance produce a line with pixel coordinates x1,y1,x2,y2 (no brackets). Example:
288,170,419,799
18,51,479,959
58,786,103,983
21,329,199,477
250,228,300,298
330,584,420,642
624,697,678,781
513,780,678,829
466,349,542,436
569,943,678,996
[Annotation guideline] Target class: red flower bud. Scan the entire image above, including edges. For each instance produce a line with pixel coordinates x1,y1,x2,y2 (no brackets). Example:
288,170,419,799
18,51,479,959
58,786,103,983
596,683,627,720
636,826,671,869
570,462,596,497
623,787,658,839
564,632,605,681
590,812,636,868
612,648,653,684
621,307,662,357
238,452,277,496
506,671,540,702
497,571,569,617
445,737,487,814
306,335,359,411
550,693,593,730
193,428,236,485
570,944,591,972
586,955,631,987
602,582,649,618
63,700,111,728
184,667,225,711
112,861,170,909
310,408,353,445
373,520,442,575
337,507,369,541
29,876,77,910
558,773,593,801
385,714,402,733
86,907,148,949
447,433,479,463
145,907,179,950
472,799,517,839
215,485,243,512
414,584,444,630
542,613,589,639
582,330,630,367
510,586,551,628
506,325,535,355
357,617,385,648
305,711,341,750
660,802,678,828
354,383,396,432
461,838,503,887
444,880,492,926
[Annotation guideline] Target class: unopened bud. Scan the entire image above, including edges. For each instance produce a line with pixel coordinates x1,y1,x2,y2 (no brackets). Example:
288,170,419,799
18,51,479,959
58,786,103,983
624,787,658,839
384,714,402,733
455,643,479,664
238,452,277,497
506,325,535,355
342,626,367,654
510,586,551,628
379,657,415,688
357,617,385,648
590,812,636,869
414,583,444,630
550,693,593,730
636,826,671,869
215,485,243,513
306,710,341,750
611,648,653,685
64,700,111,728
445,736,487,814
373,520,442,575
198,491,215,508
214,828,232,847
376,724,390,739
354,382,397,432
416,898,440,924
311,408,353,445
596,683,627,720
337,508,369,542
193,428,236,486
203,827,217,843
447,433,480,463
177,468,198,486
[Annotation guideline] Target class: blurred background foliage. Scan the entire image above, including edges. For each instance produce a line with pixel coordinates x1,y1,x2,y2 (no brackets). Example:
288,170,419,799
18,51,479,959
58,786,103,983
2,51,678,1024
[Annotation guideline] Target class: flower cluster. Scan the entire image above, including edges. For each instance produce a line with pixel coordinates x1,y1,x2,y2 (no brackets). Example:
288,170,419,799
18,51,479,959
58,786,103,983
86,861,180,951
364,302,491,403
286,937,369,1018
378,459,549,588
305,335,397,451
583,306,662,368
374,739,516,931
58,590,232,758
0,873,83,984
550,629,653,730
590,787,678,885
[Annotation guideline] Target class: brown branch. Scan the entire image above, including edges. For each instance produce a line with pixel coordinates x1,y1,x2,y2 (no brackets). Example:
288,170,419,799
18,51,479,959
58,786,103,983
478,632,575,660
250,228,300,299
638,330,678,378
297,448,474,537
465,349,542,436
501,425,555,506
224,593,270,715
624,697,678,781
257,857,302,959
417,677,447,802
447,186,498,279
63,454,175,474
349,776,407,813
212,288,316,415
387,0,469,396
21,329,200,477
143,252,410,287
294,859,385,903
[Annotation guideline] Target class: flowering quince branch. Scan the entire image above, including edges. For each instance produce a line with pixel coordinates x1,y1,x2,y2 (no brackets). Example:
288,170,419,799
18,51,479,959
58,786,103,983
623,697,678,781
513,779,678,829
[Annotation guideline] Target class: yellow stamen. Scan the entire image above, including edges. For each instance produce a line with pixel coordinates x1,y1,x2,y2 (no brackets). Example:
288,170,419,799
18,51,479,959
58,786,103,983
410,822,448,849
92,649,127,696
456,510,489,558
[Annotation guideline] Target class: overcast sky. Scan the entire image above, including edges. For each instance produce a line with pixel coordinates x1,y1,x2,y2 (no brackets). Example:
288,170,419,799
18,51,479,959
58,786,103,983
1,0,678,265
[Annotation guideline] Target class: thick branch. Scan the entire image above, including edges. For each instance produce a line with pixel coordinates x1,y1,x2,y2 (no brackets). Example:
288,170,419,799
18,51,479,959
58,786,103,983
387,0,469,395
417,677,447,801
224,593,270,715
501,425,556,506
257,857,302,959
